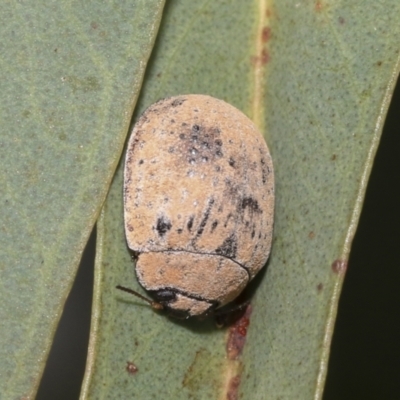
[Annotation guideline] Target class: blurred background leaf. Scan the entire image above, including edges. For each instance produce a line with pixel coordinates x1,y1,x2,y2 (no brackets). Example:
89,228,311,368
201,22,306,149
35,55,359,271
0,1,165,398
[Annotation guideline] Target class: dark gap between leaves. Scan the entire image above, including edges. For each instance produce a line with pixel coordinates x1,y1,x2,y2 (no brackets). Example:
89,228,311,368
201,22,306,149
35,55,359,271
324,77,400,399
36,228,95,400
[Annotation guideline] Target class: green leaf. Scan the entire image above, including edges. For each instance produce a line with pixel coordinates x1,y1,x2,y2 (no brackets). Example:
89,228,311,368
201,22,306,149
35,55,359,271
0,1,165,398
83,0,400,399
83,1,400,398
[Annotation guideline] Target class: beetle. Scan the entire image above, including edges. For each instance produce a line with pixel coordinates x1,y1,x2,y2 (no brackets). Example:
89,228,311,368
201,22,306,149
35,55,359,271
117,94,274,319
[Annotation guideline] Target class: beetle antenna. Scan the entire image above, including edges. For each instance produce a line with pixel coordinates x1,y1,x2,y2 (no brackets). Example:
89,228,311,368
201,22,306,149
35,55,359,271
116,285,164,310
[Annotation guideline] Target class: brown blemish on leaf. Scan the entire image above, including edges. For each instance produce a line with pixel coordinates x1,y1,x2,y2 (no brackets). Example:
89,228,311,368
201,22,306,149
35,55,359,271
315,1,323,12
338,16,345,24
308,231,315,239
261,49,270,64
252,50,270,66
377,61,383,66
226,304,252,360
227,375,241,400
261,27,271,43
317,283,323,292
331,154,337,161
91,22,98,29
331,259,347,274
126,361,138,375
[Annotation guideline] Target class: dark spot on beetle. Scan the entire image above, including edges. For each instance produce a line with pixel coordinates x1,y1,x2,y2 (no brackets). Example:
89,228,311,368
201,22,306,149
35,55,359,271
196,198,215,236
156,216,172,237
240,197,261,213
179,133,185,139
211,220,218,232
215,233,237,258
215,165,221,172
216,150,223,157
168,146,175,153
171,98,186,107
177,228,183,234
317,283,323,292
251,230,255,238
224,178,240,198
260,157,268,184
187,216,194,231
192,124,200,133
224,213,233,227
229,157,235,167
332,259,347,274
258,232,261,239
170,119,175,123
127,225,134,232
215,139,222,146
138,159,144,165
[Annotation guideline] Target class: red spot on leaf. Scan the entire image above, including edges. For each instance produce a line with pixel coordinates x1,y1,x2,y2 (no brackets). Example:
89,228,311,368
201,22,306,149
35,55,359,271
331,259,347,274
226,304,252,360
126,361,138,375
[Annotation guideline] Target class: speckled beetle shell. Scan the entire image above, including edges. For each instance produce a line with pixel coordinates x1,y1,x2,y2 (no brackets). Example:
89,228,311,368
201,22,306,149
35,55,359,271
124,94,274,318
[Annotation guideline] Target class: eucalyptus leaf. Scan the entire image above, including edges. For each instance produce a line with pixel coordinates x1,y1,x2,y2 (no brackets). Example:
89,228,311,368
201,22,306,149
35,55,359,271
0,1,165,398
83,1,400,399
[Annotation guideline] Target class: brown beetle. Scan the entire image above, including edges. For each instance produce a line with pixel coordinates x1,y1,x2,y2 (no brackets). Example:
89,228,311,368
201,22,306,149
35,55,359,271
118,95,274,318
